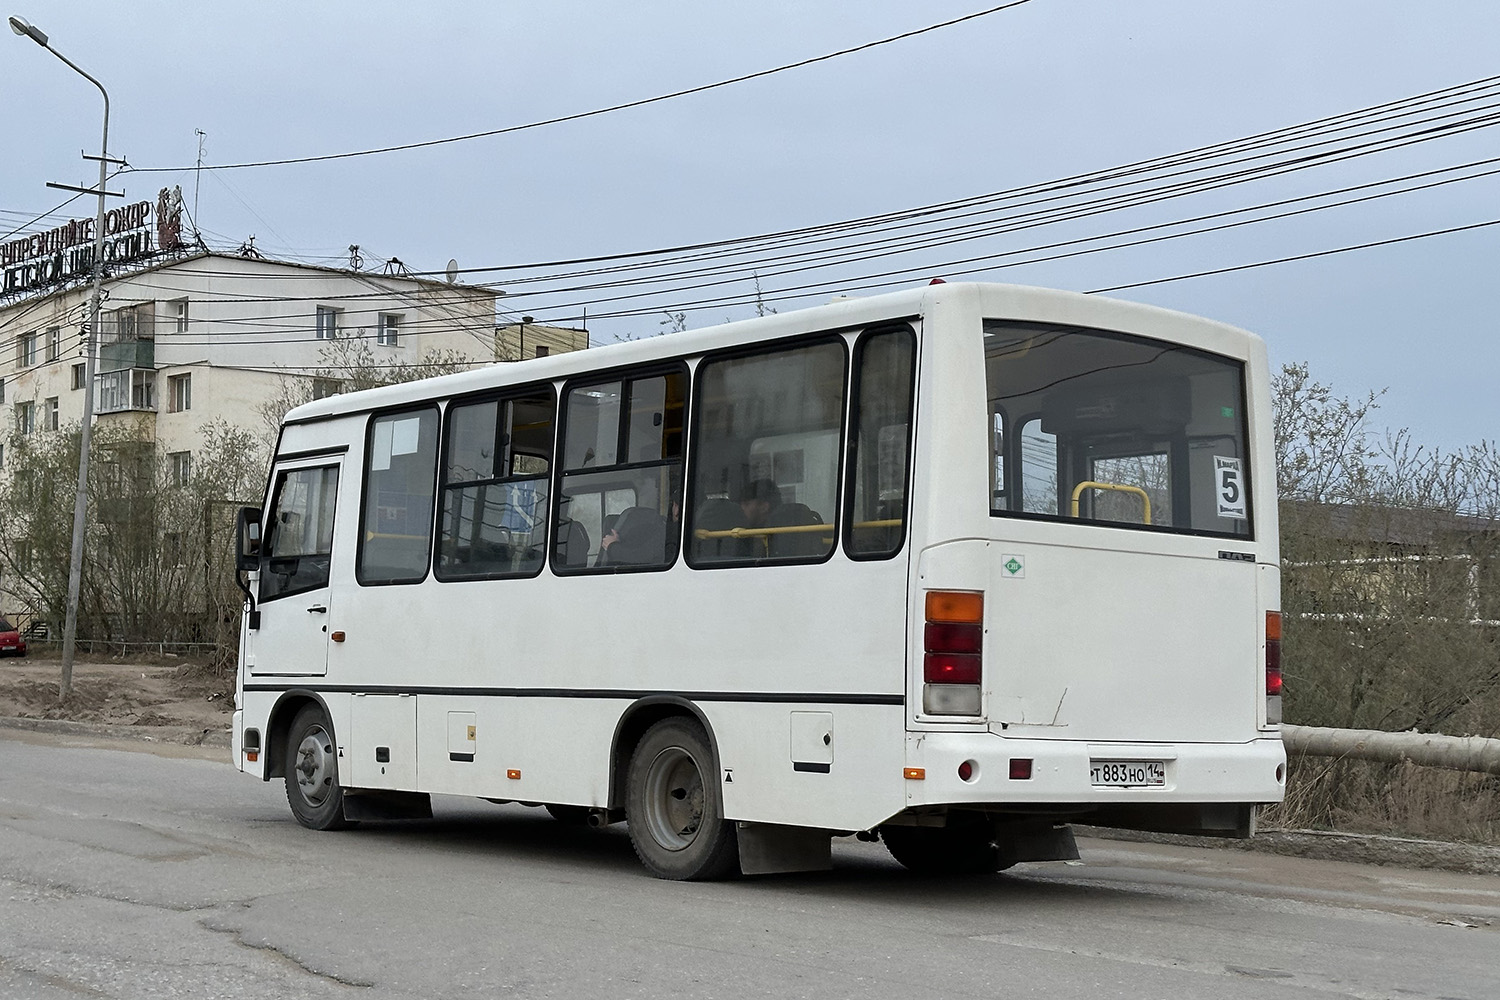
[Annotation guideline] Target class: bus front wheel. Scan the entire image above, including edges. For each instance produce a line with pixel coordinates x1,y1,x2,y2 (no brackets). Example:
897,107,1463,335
284,704,353,831
882,818,1013,875
625,718,739,880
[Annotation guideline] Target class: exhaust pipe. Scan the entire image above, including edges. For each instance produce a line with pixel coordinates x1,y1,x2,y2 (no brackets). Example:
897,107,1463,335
587,808,624,828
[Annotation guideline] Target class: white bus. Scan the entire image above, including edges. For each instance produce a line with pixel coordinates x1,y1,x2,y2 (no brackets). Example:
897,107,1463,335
233,281,1285,880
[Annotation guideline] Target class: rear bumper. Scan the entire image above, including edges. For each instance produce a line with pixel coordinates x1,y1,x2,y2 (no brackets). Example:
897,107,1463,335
904,732,1286,810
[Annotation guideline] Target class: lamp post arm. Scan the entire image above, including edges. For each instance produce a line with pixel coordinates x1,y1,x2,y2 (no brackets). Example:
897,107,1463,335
38,43,110,158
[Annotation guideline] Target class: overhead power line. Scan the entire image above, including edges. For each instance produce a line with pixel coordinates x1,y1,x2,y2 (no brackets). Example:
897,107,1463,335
127,3,1035,174
1084,217,1500,294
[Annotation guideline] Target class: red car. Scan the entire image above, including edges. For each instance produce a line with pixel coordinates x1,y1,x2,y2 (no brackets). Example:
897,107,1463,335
0,617,26,657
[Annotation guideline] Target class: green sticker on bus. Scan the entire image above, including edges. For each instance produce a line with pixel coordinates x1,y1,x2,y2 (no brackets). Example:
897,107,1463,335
1220,406,1235,418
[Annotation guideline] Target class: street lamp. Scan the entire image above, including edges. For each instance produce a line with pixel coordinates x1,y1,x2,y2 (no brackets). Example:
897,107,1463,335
11,14,118,697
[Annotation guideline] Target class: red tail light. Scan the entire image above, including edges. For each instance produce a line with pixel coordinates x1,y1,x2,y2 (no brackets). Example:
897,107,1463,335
924,652,981,684
924,621,981,654
1265,611,1283,696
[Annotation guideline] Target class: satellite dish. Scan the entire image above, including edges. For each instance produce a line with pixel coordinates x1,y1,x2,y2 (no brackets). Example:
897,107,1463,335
446,259,459,284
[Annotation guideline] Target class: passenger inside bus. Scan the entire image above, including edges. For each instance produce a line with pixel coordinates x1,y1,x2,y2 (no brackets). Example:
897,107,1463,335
596,505,669,566
740,478,827,558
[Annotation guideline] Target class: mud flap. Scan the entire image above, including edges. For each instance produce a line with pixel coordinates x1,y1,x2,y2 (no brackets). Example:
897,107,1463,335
736,822,832,875
996,821,1081,863
341,790,433,822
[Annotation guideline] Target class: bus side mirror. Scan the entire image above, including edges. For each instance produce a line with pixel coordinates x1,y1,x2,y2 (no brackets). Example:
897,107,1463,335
236,506,262,572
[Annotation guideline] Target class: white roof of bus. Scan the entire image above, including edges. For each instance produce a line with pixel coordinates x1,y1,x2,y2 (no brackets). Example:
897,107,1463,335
279,281,1260,426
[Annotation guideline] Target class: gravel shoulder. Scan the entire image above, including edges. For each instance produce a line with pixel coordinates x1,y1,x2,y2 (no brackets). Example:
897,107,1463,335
0,654,233,750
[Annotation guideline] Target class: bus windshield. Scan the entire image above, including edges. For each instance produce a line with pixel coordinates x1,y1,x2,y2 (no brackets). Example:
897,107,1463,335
985,319,1252,538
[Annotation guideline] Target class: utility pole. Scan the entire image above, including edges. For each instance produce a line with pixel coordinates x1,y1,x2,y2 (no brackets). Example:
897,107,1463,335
10,14,124,697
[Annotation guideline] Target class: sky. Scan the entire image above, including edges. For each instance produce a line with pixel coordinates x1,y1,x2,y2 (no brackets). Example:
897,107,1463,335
3,1,1497,451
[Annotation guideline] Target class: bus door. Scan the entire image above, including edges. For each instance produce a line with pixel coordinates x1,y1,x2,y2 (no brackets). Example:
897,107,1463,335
250,457,343,677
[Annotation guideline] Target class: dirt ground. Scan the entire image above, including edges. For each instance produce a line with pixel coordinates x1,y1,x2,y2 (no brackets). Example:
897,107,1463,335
0,653,234,746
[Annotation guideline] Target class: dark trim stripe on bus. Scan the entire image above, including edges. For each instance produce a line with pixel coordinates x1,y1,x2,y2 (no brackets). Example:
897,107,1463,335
242,682,904,706
274,445,350,462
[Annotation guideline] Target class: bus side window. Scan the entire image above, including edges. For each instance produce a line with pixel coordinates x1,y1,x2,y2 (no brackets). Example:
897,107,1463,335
437,389,554,580
358,408,439,585
688,338,846,566
553,368,686,573
1018,418,1060,515
847,326,915,559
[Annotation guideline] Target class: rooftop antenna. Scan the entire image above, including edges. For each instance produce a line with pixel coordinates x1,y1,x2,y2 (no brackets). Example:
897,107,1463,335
446,258,459,284
192,129,205,242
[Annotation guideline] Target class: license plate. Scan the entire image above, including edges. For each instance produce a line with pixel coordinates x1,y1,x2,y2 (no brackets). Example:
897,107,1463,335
1090,759,1165,787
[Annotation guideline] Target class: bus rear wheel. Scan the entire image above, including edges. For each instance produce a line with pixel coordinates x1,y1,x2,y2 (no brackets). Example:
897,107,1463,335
882,818,1013,875
284,704,353,831
625,718,739,880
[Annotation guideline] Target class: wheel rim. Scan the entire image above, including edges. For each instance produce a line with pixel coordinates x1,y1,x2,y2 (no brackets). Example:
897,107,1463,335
293,725,335,806
641,745,705,852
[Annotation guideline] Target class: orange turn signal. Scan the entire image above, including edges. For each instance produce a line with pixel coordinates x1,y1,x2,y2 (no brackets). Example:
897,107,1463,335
903,767,926,780
925,591,983,624
507,769,521,780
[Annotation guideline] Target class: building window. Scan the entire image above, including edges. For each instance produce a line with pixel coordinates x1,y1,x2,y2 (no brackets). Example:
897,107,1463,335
0,377,6,403
44,397,58,431
535,344,550,358
169,451,192,486
0,443,5,469
19,332,38,367
171,298,189,334
108,303,154,341
377,313,400,347
46,326,60,363
72,363,86,391
312,377,341,400
168,373,192,413
316,306,340,340
16,401,34,435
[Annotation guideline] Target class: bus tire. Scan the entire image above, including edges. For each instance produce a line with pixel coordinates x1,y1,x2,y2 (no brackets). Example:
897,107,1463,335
882,819,1013,875
284,704,353,831
625,718,739,880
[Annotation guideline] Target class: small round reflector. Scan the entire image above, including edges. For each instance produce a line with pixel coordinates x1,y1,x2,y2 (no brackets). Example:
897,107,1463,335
957,760,975,782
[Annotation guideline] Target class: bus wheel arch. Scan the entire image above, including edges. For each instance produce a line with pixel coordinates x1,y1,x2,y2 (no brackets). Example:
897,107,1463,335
263,691,334,780
608,697,720,813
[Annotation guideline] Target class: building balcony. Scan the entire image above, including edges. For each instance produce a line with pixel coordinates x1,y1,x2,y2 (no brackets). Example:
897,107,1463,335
96,368,156,414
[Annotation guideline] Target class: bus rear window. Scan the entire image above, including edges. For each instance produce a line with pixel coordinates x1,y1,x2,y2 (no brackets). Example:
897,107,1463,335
985,320,1251,538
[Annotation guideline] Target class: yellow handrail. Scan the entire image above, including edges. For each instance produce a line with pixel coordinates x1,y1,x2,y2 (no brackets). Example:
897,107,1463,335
692,518,904,540
693,523,835,540
1069,481,1151,524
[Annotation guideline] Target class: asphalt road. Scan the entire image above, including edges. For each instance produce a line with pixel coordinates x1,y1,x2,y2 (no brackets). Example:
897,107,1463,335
2,730,1497,1000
